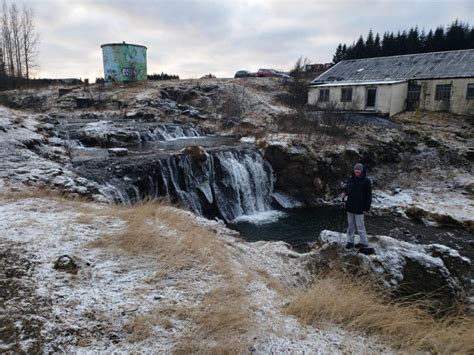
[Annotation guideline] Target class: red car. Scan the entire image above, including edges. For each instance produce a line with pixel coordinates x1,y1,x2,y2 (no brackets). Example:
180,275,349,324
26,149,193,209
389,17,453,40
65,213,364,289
257,68,290,79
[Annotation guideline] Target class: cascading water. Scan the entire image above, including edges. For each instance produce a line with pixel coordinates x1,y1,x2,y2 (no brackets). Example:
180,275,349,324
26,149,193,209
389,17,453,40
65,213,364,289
63,121,207,147
141,124,201,141
95,148,274,222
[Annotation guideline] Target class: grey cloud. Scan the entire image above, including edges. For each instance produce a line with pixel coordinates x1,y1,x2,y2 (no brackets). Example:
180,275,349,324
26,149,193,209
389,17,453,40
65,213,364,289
20,0,474,79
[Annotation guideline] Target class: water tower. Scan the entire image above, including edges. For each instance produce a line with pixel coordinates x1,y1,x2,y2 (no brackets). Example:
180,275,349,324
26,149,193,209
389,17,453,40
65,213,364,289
101,42,147,82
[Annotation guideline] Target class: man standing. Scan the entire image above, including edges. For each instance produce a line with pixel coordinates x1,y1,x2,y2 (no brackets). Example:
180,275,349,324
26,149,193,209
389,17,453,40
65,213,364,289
342,163,372,250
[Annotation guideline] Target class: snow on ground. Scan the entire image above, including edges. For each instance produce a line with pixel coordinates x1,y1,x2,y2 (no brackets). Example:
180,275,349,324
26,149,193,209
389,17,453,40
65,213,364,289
0,196,392,353
0,106,98,196
320,230,463,288
373,187,474,230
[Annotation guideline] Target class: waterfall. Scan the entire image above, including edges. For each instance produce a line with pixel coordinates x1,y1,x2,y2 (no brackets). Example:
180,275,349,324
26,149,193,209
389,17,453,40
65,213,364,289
100,148,274,221
137,124,204,141
65,122,206,147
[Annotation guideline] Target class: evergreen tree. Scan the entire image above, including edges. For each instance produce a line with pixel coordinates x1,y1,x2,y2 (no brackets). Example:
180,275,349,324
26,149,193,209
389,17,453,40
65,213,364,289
395,30,408,54
424,29,435,52
469,27,474,48
446,20,468,50
365,29,376,57
332,43,344,63
382,32,397,56
374,33,381,56
352,36,366,58
432,26,445,51
331,20,473,61
406,26,420,53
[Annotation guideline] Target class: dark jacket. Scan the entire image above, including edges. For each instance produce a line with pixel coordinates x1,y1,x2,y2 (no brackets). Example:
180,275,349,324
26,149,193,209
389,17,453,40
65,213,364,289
344,166,372,214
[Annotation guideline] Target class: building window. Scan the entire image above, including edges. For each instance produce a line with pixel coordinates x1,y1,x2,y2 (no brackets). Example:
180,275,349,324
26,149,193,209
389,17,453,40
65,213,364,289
435,84,451,101
467,83,474,99
341,88,352,102
318,88,329,102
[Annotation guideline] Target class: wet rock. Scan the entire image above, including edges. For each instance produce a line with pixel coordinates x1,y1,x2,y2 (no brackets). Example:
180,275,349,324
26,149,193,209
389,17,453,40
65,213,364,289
0,92,48,111
108,148,128,157
426,137,441,147
306,230,472,311
75,97,95,109
58,88,73,97
344,147,362,160
181,145,208,162
53,255,79,274
425,244,471,293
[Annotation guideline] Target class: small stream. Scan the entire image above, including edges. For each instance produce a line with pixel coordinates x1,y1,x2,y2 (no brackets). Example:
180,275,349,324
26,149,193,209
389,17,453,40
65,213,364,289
230,206,474,264
62,119,473,269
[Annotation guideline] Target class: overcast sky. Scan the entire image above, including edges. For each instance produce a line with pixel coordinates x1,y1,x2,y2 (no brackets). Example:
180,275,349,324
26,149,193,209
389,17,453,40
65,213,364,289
21,0,474,79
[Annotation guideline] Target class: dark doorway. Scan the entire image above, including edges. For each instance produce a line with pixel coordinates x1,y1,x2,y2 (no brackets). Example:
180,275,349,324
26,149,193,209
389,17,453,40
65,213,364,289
406,83,421,111
366,88,377,108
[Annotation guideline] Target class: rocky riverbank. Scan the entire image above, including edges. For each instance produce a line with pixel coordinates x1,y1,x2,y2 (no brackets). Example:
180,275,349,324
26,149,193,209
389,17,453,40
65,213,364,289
0,78,472,352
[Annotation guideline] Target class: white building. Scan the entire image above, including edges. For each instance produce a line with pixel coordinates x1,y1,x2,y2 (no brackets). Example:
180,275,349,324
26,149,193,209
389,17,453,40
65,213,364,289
308,49,474,116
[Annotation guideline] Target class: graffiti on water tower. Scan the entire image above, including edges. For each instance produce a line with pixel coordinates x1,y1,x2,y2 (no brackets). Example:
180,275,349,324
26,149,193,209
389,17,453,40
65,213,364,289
102,43,147,82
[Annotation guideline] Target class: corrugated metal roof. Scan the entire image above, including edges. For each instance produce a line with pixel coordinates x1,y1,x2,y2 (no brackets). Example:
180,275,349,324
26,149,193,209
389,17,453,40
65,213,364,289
312,49,474,84
311,80,406,87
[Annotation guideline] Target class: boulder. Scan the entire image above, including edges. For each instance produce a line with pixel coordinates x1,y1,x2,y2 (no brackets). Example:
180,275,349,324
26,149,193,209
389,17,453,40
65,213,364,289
181,145,208,162
108,148,128,157
306,230,471,311
53,255,79,274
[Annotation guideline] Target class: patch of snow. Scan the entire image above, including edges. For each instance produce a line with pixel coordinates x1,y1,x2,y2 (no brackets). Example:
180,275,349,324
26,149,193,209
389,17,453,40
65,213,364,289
272,192,303,209
373,189,474,228
231,210,287,225
319,230,459,289
0,197,392,353
240,136,256,143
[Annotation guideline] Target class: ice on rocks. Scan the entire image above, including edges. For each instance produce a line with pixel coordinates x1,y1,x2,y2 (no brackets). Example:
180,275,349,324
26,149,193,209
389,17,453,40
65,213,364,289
317,230,471,306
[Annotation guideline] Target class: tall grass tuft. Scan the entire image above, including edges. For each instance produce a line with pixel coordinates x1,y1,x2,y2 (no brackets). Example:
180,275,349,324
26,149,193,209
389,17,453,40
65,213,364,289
287,273,474,354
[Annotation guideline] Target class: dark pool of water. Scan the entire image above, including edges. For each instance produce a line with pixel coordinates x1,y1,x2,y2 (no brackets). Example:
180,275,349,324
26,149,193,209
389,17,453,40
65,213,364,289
230,207,474,263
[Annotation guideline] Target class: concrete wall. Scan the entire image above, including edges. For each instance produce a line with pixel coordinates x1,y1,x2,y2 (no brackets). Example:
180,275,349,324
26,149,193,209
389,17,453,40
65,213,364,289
102,44,147,82
389,82,408,116
308,83,403,116
414,78,474,116
308,78,474,116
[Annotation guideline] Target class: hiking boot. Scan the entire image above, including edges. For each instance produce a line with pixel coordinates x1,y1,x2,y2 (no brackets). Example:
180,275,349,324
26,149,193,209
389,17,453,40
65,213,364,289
358,246,375,255
345,242,354,249
355,243,368,249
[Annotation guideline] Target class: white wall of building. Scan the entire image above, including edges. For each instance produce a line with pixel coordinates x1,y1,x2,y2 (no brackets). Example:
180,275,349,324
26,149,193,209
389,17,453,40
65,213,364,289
308,78,473,116
308,83,406,116
389,82,408,116
415,78,474,116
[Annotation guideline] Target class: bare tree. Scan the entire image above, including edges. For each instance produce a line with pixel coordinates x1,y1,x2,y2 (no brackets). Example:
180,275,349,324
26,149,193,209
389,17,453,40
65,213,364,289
0,0,38,85
1,0,15,77
21,4,38,79
10,3,22,78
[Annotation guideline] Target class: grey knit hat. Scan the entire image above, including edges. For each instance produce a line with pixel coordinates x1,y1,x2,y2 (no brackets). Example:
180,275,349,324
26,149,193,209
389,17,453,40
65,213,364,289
353,163,364,171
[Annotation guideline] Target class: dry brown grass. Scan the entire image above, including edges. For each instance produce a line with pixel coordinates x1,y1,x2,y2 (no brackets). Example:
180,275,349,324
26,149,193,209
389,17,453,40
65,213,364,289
0,186,91,203
89,200,254,352
0,187,62,201
287,273,474,354
89,200,232,277
174,284,251,354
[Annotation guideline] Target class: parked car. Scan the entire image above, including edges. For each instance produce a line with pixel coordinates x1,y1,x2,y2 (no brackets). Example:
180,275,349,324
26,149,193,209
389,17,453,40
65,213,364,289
256,68,275,77
256,68,290,79
234,70,256,78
